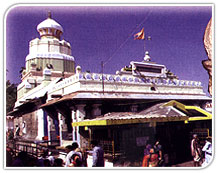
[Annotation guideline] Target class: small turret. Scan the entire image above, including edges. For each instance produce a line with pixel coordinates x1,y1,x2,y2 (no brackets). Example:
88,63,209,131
76,66,82,74
143,51,151,62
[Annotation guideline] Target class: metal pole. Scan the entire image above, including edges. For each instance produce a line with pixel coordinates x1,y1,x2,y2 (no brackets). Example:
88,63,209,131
144,37,146,53
101,61,104,94
112,129,115,160
89,128,92,150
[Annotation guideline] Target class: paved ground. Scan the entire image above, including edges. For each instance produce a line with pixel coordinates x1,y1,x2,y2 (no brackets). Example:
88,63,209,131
172,160,195,167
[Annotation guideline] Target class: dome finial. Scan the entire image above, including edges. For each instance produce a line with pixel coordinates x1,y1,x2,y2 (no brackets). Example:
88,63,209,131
37,12,63,39
144,51,151,61
48,11,52,19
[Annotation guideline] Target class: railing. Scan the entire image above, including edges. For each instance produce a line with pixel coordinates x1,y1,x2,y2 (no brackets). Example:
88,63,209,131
99,140,124,160
11,139,60,158
49,72,203,94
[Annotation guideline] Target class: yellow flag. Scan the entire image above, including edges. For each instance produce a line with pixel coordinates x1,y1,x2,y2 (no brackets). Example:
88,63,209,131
134,28,145,40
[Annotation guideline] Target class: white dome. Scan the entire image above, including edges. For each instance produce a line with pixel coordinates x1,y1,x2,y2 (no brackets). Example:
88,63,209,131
37,18,63,32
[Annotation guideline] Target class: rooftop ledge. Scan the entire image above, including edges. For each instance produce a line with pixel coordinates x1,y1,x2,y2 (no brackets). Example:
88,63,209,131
49,72,203,93
26,52,74,61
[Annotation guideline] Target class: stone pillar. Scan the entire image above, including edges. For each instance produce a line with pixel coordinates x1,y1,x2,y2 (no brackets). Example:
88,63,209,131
75,104,86,146
76,104,86,121
71,110,76,141
92,104,101,118
36,109,44,140
43,111,48,139
47,116,52,144
58,113,63,146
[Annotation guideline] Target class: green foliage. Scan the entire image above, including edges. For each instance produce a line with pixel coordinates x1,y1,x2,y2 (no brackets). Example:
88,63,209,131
6,80,17,113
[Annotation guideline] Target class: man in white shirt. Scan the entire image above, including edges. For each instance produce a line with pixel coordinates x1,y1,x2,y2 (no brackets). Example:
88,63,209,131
202,136,212,167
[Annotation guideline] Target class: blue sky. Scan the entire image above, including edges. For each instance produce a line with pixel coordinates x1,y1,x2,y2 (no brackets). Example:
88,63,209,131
6,5,212,95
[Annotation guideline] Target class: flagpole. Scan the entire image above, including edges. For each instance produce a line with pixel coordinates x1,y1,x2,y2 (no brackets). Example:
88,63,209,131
144,37,146,53
134,28,146,55
101,61,104,94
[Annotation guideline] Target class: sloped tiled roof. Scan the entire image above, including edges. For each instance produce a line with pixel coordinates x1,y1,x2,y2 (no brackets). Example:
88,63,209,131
72,102,188,127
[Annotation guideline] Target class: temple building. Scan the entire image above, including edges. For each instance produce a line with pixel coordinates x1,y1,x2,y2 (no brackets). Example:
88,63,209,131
8,13,212,166
12,13,75,140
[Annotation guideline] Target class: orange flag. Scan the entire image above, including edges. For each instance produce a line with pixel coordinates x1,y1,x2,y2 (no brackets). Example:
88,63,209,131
134,28,145,40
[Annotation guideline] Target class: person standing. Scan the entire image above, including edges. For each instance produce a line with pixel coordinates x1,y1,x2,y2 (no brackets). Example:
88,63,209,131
14,125,20,138
6,143,15,167
142,143,152,167
53,158,64,167
68,153,83,167
65,142,82,167
77,147,88,167
8,130,14,140
90,140,104,167
191,134,202,167
22,121,26,136
202,136,212,167
154,140,164,166
36,149,54,167
142,148,159,167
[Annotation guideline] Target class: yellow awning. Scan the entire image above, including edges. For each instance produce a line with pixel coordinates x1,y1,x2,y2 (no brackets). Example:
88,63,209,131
72,101,212,127
163,100,212,123
72,116,188,127
72,102,189,127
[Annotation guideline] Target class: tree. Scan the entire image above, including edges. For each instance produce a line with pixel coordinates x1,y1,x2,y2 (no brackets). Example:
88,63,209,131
6,80,17,113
